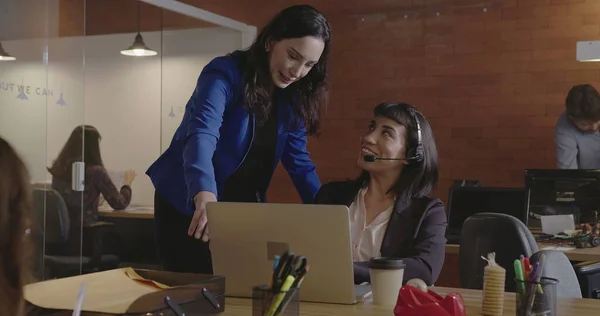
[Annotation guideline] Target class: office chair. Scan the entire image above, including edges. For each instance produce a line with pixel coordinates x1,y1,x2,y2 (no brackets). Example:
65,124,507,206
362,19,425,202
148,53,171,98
32,188,120,279
530,250,582,298
573,260,600,299
459,213,538,292
452,179,481,187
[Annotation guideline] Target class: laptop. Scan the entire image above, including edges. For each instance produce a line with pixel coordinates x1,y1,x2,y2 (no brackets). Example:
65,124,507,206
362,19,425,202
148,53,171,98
206,202,370,304
446,187,530,244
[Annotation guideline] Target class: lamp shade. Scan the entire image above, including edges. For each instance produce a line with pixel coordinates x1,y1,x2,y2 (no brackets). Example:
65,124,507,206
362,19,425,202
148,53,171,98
120,33,157,57
576,41,600,62
0,41,16,61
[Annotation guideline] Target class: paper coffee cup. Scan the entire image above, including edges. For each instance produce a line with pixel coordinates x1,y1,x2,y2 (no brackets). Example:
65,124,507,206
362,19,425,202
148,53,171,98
369,257,406,306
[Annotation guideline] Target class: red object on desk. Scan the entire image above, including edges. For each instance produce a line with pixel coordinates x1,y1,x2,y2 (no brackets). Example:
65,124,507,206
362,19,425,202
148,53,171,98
394,285,466,316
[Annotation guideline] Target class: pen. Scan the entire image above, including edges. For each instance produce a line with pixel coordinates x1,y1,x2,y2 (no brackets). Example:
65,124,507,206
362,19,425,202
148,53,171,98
72,282,86,316
269,255,281,288
271,252,293,291
525,254,546,315
534,254,545,294
272,288,297,316
290,265,309,288
528,261,539,282
273,255,280,271
274,266,309,316
519,255,526,280
523,256,531,279
266,275,295,316
514,259,525,295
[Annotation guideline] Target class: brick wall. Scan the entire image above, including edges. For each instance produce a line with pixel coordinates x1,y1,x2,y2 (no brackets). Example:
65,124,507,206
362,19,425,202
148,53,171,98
60,0,600,204
58,0,214,37
271,0,600,204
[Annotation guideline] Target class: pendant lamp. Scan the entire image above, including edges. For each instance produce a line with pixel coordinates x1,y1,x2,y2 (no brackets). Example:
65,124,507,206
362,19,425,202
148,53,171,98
0,41,16,61
121,0,157,57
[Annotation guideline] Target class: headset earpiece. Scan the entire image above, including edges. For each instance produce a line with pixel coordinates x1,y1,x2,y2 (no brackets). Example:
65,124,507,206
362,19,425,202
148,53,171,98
413,145,424,163
408,108,424,164
379,103,425,164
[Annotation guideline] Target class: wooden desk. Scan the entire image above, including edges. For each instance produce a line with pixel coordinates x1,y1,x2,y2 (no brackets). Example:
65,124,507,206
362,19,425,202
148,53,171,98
98,206,153,220
445,243,600,262
438,243,600,288
97,206,156,264
221,287,600,315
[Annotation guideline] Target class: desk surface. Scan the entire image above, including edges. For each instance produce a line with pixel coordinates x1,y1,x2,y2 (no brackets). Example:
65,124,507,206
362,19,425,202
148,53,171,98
445,225,600,262
221,287,600,315
445,242,600,262
98,205,153,219
99,208,600,260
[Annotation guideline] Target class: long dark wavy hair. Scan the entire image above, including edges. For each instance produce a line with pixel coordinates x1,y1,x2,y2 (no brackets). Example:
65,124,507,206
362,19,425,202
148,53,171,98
0,137,33,316
240,5,331,135
48,125,104,181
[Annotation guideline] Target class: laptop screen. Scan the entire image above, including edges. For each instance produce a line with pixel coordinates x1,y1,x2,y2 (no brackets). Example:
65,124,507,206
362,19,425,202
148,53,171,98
446,187,530,235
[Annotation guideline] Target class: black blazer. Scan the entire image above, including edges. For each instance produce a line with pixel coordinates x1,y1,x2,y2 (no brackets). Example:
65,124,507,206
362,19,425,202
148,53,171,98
314,180,448,285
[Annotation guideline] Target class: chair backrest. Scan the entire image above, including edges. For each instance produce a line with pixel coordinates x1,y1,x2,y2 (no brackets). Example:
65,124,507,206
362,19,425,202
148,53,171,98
31,182,50,189
530,250,582,298
452,179,481,187
32,188,70,244
459,212,539,292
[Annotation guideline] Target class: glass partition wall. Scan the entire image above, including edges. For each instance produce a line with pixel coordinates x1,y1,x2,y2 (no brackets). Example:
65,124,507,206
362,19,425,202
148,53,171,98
0,0,86,280
0,0,251,280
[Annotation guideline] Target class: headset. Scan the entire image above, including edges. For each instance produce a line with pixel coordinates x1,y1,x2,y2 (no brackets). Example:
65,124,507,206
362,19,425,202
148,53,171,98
407,107,425,164
364,103,425,164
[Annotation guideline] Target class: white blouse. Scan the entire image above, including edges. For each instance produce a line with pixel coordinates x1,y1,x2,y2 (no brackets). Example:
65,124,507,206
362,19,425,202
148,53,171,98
349,188,394,262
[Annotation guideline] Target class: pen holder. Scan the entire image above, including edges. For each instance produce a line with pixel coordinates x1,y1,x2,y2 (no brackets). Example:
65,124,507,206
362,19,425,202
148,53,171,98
514,277,558,316
252,284,300,316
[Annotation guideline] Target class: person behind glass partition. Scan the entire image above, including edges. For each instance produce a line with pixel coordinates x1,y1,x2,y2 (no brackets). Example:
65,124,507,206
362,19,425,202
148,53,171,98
47,125,136,255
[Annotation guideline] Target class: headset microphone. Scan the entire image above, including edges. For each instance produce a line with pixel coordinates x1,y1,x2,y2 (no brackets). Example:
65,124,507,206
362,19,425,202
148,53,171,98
361,104,426,164
363,155,416,162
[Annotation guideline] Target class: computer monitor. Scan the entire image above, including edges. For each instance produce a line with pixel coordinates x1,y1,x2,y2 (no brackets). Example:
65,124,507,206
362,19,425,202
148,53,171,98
445,186,530,242
524,169,600,225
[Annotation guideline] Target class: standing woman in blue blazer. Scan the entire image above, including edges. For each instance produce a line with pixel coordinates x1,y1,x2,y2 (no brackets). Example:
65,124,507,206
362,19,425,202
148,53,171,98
146,5,332,274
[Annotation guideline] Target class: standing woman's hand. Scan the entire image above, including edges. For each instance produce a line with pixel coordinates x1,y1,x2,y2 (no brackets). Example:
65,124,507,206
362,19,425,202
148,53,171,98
189,191,217,242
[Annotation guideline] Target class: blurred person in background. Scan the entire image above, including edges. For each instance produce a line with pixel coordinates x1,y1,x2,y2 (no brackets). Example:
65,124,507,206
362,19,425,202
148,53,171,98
555,84,600,169
0,137,35,315
48,125,135,255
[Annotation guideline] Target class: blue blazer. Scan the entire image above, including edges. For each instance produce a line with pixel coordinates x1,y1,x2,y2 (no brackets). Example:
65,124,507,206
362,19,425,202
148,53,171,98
146,51,321,215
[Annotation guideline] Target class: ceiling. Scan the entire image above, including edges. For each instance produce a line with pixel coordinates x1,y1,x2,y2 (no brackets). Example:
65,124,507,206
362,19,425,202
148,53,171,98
59,0,217,37
0,0,492,40
177,0,484,24
0,0,220,40
0,0,60,40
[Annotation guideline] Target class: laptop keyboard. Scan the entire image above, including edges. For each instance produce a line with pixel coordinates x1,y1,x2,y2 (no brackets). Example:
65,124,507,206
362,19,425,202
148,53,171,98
354,283,372,299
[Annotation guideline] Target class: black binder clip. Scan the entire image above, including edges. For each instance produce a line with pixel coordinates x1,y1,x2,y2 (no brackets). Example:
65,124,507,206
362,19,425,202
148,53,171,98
164,296,185,316
202,287,221,309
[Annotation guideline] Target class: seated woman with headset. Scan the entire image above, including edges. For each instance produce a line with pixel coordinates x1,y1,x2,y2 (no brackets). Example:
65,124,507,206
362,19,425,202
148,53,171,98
314,102,447,285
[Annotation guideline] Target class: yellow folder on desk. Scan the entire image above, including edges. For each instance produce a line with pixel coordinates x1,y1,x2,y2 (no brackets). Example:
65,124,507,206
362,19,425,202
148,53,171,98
24,267,168,314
